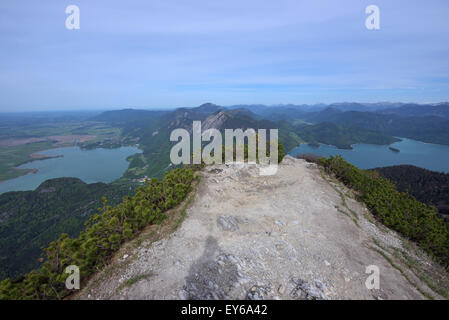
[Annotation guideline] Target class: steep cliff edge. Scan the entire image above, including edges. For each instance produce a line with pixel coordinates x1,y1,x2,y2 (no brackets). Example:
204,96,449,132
74,156,448,300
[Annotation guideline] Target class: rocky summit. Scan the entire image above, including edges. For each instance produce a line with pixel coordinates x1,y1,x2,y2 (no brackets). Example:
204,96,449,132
75,156,448,300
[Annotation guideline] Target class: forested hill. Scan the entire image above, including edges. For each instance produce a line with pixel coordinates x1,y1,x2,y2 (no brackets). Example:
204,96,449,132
295,122,399,149
0,178,134,280
93,103,399,179
94,105,303,179
301,108,449,146
373,165,449,221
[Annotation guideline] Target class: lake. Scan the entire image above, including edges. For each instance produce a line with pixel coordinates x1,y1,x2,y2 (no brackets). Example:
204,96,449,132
290,138,449,173
0,146,141,194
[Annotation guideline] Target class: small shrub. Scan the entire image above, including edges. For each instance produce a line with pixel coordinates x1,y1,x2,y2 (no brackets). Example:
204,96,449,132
295,153,325,163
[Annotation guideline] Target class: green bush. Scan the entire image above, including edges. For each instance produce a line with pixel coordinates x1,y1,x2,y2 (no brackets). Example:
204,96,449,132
321,156,449,269
0,168,194,300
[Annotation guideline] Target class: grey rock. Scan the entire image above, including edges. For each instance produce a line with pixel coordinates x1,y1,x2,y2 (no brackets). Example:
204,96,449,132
217,215,240,231
247,284,273,300
178,290,189,300
274,220,285,227
290,278,329,300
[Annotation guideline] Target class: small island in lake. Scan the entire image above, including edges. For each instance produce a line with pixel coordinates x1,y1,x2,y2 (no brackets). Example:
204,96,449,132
389,147,400,153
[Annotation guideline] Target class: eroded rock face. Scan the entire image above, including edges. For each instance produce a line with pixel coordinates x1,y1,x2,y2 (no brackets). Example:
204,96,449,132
78,156,440,300
202,111,229,131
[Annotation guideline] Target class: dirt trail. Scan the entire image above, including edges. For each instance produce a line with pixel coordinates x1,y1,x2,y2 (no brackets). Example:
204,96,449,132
76,156,447,300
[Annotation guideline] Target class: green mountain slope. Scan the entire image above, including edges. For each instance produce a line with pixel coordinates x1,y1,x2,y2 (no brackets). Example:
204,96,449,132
295,122,399,149
302,108,449,146
0,168,195,300
373,165,449,221
0,178,134,280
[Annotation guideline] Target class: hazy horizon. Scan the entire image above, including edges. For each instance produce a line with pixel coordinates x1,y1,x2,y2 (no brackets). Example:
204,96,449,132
2,100,449,114
1,100,449,113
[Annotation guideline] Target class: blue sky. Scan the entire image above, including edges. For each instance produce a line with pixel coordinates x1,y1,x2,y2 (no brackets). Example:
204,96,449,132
1,0,449,111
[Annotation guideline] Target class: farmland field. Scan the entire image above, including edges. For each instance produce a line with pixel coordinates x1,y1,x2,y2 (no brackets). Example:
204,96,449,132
0,117,122,181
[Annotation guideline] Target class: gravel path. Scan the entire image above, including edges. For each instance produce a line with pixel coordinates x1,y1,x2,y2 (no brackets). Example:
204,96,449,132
77,156,446,300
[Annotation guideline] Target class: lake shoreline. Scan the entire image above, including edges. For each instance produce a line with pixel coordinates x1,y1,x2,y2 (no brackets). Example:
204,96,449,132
0,154,66,185
17,154,64,167
290,137,449,174
0,146,141,194
294,139,399,151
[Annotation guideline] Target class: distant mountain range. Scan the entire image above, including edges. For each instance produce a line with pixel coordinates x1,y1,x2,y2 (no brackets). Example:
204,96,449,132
378,103,449,118
87,100,449,182
89,101,449,180
228,102,449,116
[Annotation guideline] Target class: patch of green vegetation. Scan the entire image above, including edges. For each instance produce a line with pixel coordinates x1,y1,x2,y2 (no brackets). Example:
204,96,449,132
348,208,358,219
117,273,153,291
303,109,449,146
373,165,449,221
125,274,149,286
0,178,135,280
288,131,304,144
321,156,449,270
172,180,198,232
371,245,434,300
337,208,351,218
0,167,195,300
418,271,449,299
0,141,55,180
0,122,81,138
72,123,121,137
391,247,449,299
